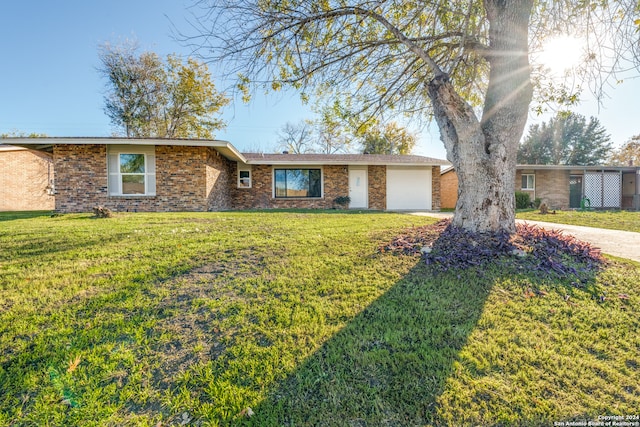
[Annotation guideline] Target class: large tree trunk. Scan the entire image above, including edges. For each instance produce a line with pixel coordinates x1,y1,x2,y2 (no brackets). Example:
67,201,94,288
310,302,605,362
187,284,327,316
428,0,533,234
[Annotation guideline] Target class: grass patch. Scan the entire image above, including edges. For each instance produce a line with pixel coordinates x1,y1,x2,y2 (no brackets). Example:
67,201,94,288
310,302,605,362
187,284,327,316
1,211,639,425
517,209,640,233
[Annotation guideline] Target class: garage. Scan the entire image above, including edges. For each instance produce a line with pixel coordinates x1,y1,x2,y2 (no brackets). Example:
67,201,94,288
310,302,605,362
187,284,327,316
386,166,432,210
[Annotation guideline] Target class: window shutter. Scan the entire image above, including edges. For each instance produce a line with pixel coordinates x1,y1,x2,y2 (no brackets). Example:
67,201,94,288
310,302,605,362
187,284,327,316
147,153,156,195
107,153,120,195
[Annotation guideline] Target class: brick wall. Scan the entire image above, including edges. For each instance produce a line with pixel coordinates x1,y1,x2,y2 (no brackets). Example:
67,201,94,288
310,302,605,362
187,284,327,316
0,148,55,211
443,168,572,210
368,165,386,210
206,148,232,210
531,169,570,210
54,144,108,212
431,166,441,210
53,144,232,213
232,164,349,209
440,169,458,209
51,145,441,213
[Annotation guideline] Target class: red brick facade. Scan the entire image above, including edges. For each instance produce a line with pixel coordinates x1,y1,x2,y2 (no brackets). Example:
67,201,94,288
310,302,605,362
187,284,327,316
50,144,443,213
54,144,108,212
231,164,350,209
431,166,441,211
368,165,386,210
53,144,233,213
440,168,458,209
0,147,55,211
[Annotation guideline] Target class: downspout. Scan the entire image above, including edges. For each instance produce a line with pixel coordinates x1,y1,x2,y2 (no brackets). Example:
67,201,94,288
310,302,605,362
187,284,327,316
583,167,586,207
618,170,622,209
635,169,640,211
601,169,605,208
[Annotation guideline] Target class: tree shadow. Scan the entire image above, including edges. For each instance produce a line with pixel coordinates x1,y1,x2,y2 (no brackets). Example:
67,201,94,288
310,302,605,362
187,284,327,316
241,232,608,426
243,261,496,426
0,210,53,221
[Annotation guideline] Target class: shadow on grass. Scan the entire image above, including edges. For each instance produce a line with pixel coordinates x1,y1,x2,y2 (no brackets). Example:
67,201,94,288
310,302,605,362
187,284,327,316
243,261,496,426
0,210,54,221
241,249,607,425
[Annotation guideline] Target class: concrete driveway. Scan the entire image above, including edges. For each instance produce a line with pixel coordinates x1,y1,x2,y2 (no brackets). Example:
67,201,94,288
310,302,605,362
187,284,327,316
410,212,640,263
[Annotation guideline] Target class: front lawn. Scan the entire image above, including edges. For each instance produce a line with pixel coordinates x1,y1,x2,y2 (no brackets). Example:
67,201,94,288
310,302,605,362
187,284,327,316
1,211,638,426
517,209,640,233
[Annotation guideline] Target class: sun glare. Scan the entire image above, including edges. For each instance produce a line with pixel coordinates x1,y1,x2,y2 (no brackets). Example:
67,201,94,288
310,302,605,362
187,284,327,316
537,35,584,75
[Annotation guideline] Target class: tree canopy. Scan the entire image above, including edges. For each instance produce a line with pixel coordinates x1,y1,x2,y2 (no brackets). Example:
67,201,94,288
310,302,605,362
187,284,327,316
186,0,640,232
609,135,640,166
98,42,230,139
518,113,612,165
0,131,48,138
275,116,416,155
361,122,416,155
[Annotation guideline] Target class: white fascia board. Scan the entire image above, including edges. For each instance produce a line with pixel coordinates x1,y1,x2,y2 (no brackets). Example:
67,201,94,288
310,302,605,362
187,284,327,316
0,144,28,152
247,159,447,167
1,137,247,163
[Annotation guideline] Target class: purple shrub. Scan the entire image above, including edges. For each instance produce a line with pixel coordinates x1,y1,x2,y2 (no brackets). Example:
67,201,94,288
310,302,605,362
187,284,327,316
382,219,605,280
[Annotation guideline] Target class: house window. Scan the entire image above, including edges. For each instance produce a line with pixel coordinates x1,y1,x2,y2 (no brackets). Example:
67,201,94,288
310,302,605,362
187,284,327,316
238,167,251,188
107,146,156,196
120,154,146,194
274,168,322,198
521,174,535,190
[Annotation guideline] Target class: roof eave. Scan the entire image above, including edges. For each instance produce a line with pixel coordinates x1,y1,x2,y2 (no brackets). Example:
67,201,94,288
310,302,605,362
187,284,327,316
0,137,247,162
245,160,447,166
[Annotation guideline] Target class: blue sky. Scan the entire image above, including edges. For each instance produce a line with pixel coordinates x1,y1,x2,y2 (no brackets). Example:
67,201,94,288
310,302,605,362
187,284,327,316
1,1,638,160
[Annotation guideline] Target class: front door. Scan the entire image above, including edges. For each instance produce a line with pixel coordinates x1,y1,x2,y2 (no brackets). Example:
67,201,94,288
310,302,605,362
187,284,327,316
569,175,583,208
349,168,368,208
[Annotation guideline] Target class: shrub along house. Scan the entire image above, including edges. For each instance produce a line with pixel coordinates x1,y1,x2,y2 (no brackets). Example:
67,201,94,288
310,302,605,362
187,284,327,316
6,137,447,213
441,164,640,210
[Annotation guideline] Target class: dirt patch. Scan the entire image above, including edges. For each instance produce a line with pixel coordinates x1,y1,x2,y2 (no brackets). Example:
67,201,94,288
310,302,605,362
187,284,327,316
146,253,267,388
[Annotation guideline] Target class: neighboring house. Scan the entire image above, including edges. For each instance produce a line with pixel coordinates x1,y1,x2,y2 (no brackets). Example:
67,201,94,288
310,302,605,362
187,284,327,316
0,144,55,211
441,165,640,210
5,138,448,213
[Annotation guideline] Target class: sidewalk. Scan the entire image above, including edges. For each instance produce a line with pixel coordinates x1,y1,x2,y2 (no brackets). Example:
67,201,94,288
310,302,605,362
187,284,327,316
410,212,640,263
516,219,640,262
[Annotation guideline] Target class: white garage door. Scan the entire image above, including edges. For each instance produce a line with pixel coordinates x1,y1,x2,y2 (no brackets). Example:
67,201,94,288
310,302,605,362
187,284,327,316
386,167,432,210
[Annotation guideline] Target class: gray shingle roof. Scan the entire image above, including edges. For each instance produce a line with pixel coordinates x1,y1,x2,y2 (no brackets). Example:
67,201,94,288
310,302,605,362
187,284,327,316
242,152,449,166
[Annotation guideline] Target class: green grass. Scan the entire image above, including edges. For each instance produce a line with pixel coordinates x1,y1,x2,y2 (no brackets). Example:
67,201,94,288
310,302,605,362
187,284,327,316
517,209,640,233
1,211,639,426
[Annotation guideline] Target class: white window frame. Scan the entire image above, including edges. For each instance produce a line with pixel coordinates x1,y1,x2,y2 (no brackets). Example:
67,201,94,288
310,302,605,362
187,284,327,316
237,164,252,188
521,174,535,191
107,145,156,196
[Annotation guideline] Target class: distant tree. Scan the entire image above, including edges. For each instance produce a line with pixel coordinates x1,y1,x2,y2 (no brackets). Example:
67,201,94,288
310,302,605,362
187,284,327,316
274,111,416,155
518,113,612,165
361,122,416,155
276,120,314,153
1,130,48,138
98,42,229,139
608,135,640,166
